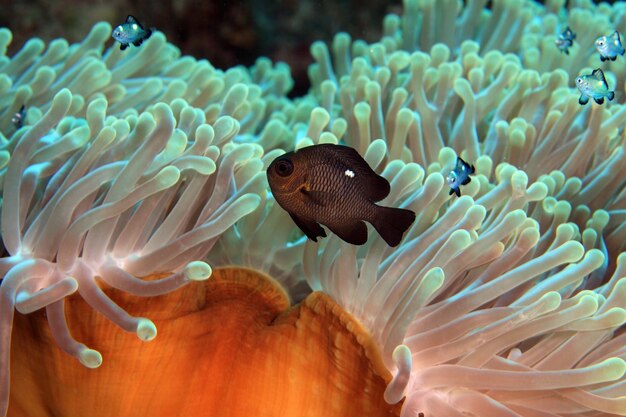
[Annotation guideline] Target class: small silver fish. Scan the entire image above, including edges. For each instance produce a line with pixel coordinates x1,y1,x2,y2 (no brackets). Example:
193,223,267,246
267,144,416,246
447,157,475,197
576,68,615,105
112,15,153,51
595,31,625,61
11,105,25,129
555,26,576,55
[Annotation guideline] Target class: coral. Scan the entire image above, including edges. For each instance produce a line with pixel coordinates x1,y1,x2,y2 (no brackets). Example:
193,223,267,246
1,0,626,417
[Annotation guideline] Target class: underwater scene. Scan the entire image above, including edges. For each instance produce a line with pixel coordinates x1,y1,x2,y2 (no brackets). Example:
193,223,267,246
1,0,626,416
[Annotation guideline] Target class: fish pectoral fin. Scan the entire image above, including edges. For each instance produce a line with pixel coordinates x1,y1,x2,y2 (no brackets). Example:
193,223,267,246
120,43,128,51
299,187,329,207
326,220,368,246
289,213,327,242
579,95,589,105
594,97,605,105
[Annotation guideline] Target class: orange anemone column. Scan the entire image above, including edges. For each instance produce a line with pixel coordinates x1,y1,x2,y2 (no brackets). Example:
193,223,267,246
9,267,402,417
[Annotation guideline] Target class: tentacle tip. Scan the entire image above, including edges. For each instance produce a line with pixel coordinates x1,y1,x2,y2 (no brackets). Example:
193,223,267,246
79,348,103,369
384,344,412,405
184,261,212,281
136,318,157,341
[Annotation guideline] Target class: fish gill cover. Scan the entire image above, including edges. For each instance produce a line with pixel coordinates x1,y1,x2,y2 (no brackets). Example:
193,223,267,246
0,0,625,416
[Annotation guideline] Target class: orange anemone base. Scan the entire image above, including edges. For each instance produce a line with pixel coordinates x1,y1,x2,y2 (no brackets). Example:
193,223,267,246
9,267,402,417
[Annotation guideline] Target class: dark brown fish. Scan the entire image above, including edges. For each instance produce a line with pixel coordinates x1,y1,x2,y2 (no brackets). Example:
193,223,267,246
267,144,416,247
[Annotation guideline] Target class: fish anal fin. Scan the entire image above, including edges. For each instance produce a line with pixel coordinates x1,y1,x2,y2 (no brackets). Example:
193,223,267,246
461,176,472,186
611,56,617,61
288,213,327,242
326,220,368,245
133,39,143,47
370,206,416,247
579,95,589,105
594,97,605,105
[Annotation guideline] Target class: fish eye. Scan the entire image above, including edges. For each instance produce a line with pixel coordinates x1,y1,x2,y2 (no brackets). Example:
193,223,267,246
576,77,583,84
274,158,294,177
598,39,605,46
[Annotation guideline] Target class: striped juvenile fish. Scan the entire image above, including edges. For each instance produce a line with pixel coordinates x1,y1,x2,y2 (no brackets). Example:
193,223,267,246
576,68,615,105
555,26,576,55
595,31,625,61
112,15,153,51
447,157,475,197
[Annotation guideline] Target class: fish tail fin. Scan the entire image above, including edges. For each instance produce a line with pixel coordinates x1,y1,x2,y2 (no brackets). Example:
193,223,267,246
608,91,615,101
371,206,416,247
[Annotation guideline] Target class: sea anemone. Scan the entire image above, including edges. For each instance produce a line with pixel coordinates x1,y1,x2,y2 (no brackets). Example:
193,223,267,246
0,85,265,415
1,1,626,417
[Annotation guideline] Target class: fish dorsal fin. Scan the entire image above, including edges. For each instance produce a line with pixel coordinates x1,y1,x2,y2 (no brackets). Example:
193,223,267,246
564,27,575,39
318,144,391,202
126,15,144,28
591,68,608,87
456,156,473,172
611,30,621,44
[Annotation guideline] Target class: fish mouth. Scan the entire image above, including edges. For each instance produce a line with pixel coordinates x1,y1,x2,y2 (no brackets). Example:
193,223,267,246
267,173,307,199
